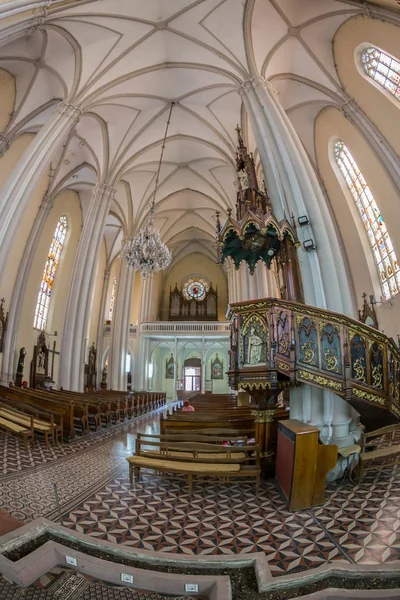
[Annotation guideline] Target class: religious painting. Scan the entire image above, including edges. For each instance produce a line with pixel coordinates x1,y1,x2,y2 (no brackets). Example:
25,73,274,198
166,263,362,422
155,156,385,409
166,353,174,379
241,316,267,366
211,354,223,379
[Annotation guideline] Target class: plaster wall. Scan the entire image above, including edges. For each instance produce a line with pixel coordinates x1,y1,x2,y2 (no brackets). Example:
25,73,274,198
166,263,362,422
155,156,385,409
334,15,400,157
15,189,82,385
207,349,229,394
162,253,228,321
315,106,400,338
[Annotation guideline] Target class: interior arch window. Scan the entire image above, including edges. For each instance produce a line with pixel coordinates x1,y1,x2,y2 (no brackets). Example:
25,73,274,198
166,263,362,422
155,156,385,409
108,277,117,321
362,47,400,101
182,276,209,301
34,216,68,330
334,140,399,301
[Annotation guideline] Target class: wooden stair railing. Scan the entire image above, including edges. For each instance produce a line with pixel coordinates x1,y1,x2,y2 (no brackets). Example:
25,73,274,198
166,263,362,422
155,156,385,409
227,298,400,430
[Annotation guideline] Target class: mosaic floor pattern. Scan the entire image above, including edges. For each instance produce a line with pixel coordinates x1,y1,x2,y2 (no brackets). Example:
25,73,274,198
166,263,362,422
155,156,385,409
1,408,400,577
0,566,194,599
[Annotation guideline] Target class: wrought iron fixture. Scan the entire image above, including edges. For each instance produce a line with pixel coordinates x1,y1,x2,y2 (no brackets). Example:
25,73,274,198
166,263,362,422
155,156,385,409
122,103,174,278
216,126,298,274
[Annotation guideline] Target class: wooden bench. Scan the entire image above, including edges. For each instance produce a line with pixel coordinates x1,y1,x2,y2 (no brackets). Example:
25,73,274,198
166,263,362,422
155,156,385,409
0,396,63,445
0,404,53,447
0,415,34,449
358,424,400,481
127,437,260,493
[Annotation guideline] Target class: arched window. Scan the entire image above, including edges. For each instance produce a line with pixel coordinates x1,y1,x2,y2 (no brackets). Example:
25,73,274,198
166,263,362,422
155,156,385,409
34,216,68,330
334,140,399,301
362,47,400,101
108,277,117,321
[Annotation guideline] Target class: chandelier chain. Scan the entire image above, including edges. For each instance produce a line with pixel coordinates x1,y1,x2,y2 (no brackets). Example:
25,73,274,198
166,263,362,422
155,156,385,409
150,102,174,217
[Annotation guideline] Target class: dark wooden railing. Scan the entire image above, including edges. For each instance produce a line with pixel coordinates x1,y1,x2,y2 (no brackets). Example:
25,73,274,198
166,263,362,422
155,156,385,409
227,298,400,428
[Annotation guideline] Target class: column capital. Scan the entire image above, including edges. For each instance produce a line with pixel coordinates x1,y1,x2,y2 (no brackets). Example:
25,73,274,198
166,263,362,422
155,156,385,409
0,133,10,157
238,76,278,97
57,102,82,122
237,79,253,97
92,182,116,200
40,193,54,213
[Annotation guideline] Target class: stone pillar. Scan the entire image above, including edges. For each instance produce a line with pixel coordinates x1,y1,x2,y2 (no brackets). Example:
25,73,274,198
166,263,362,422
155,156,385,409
239,77,355,316
59,183,115,391
138,274,155,323
0,103,81,280
248,270,258,301
95,269,111,388
173,337,178,401
0,193,54,385
224,261,236,305
109,260,135,390
238,263,250,302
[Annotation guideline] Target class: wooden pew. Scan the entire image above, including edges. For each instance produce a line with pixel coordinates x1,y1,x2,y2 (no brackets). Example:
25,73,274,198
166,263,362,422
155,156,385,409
0,396,63,445
358,424,400,481
127,436,261,494
0,404,53,447
0,386,78,440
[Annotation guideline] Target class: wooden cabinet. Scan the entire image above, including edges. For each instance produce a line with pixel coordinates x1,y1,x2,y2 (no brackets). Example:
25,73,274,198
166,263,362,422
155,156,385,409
275,419,338,511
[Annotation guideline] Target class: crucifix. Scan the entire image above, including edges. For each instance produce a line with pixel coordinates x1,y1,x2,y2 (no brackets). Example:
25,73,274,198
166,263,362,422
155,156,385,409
48,340,60,381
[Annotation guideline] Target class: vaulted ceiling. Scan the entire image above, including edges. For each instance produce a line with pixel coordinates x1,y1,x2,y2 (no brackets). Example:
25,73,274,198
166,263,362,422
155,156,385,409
0,0,396,268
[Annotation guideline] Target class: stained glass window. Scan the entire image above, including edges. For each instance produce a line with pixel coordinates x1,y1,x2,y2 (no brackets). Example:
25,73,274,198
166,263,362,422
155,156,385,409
34,216,68,330
182,277,209,301
362,47,400,101
334,140,399,301
109,277,117,321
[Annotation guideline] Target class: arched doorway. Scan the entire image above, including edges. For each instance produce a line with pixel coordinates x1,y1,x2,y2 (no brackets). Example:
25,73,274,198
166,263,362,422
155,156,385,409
183,357,201,392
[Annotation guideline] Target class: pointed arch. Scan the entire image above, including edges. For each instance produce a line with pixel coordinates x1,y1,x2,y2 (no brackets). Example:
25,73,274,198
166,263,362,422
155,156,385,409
334,140,399,301
34,215,68,330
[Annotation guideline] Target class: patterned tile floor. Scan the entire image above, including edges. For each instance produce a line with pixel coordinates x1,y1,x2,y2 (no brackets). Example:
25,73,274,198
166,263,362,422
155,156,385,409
0,566,194,599
1,408,400,576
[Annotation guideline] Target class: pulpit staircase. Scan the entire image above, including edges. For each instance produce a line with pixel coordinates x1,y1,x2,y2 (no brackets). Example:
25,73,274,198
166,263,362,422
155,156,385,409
227,299,400,432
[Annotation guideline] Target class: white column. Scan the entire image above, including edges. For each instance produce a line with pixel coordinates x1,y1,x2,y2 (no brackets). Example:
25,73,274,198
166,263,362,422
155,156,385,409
173,337,178,401
0,193,54,385
201,338,206,393
109,260,134,390
238,263,249,301
138,274,155,323
95,269,111,387
0,103,81,280
255,263,269,299
248,270,258,300
241,76,354,316
59,183,115,391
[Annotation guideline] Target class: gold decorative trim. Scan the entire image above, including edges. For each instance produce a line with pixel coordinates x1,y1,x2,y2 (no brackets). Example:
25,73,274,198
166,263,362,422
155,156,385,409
390,403,400,418
239,382,271,390
298,370,343,392
251,409,275,423
277,361,290,372
352,387,386,406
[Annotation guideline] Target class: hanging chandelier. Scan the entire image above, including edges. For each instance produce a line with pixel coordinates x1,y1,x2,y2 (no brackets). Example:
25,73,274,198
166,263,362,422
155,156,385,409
122,103,174,278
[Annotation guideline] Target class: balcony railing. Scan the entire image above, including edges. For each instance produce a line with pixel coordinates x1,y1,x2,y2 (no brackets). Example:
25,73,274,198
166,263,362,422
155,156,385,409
141,322,230,335
103,322,229,338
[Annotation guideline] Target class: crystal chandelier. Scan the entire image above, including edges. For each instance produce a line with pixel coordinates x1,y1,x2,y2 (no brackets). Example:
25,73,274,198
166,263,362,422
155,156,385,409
122,103,174,278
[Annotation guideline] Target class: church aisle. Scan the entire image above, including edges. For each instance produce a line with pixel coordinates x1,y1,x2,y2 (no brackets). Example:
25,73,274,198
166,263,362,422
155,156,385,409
0,409,164,523
1,409,400,578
